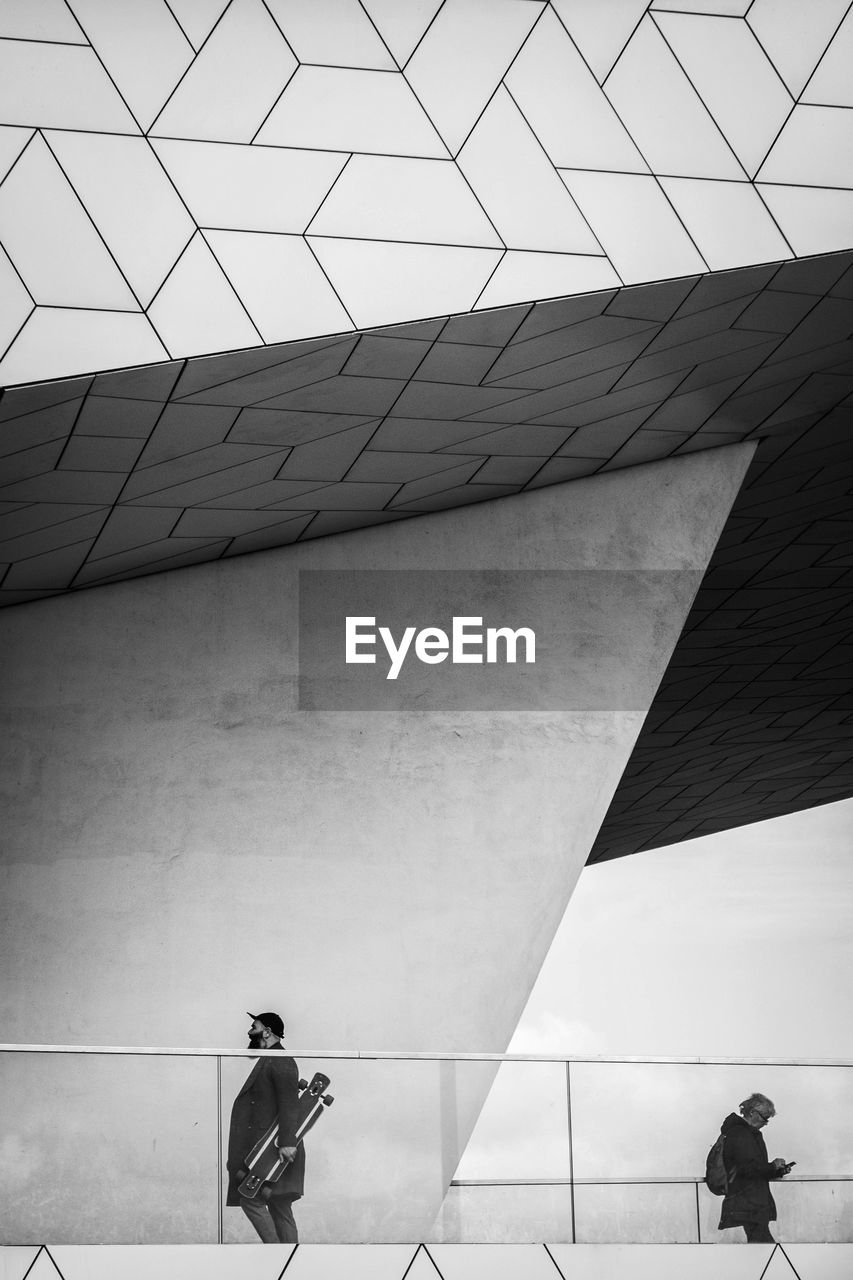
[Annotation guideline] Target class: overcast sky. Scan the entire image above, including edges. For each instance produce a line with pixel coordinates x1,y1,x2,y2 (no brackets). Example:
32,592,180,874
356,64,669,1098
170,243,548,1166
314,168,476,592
456,799,853,1182
512,797,853,1062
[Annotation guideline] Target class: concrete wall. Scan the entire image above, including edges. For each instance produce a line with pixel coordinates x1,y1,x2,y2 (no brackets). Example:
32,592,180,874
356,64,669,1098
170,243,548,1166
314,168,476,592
0,446,754,1242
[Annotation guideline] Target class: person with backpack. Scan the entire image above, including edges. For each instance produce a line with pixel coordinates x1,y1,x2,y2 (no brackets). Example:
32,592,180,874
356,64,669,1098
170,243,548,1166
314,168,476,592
707,1092,793,1243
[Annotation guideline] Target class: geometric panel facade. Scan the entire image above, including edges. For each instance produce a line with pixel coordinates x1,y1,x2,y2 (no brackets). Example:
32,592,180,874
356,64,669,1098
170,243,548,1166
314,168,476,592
589,391,853,862
1,1,852,383
2,250,852,608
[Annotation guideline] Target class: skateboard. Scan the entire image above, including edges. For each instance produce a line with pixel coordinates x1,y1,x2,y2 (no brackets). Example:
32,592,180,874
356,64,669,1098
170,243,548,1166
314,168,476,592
238,1071,333,1200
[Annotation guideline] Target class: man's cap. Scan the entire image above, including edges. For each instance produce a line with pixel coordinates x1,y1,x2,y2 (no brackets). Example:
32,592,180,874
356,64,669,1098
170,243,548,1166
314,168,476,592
247,1011,284,1039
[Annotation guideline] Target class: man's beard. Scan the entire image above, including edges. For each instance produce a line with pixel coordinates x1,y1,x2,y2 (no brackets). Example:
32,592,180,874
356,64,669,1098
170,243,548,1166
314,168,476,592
248,1032,263,1048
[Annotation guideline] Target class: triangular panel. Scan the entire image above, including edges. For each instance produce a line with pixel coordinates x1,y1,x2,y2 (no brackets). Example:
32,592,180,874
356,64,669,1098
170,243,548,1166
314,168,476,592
19,1250,65,1280
147,233,261,358
360,0,444,67
166,0,230,52
551,0,649,82
762,1245,804,1279
403,1247,446,1280
747,0,849,99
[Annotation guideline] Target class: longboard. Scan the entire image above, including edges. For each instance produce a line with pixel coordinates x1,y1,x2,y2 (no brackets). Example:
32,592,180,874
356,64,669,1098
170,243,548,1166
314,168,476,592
238,1071,333,1200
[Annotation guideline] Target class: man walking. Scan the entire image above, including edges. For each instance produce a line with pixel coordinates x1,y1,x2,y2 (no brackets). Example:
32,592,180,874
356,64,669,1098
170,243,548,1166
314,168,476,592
718,1092,792,1243
227,1011,305,1244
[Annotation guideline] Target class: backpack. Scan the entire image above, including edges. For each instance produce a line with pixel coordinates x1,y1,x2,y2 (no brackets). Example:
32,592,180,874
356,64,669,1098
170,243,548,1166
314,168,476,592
705,1132,736,1195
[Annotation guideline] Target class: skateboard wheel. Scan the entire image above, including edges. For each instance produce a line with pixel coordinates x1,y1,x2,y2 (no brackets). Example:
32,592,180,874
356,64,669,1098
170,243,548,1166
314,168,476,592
323,1095,334,1106
298,1078,308,1090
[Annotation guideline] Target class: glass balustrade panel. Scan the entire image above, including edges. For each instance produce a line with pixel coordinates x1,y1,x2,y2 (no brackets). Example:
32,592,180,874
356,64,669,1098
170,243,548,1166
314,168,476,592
0,1051,217,1244
570,1062,853,1183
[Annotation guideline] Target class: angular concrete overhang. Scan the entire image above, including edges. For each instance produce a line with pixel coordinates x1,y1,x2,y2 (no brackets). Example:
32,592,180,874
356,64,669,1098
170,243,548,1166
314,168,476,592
1,252,851,606
2,250,852,859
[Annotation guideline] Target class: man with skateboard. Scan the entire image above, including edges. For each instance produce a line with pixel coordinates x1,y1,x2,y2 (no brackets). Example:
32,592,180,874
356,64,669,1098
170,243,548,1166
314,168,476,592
226,1011,305,1244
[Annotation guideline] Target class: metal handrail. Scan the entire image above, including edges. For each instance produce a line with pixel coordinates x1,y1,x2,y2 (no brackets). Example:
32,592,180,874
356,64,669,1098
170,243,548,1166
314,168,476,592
2,1043,852,1066
451,1175,853,1184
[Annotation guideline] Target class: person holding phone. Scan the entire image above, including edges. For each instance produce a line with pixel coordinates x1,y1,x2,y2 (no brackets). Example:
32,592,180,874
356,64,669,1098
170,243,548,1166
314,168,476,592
718,1092,793,1243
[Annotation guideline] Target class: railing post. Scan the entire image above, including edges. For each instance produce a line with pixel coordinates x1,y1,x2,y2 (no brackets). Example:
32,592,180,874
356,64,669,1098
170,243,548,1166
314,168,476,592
217,1054,223,1245
695,1179,701,1243
566,1060,576,1244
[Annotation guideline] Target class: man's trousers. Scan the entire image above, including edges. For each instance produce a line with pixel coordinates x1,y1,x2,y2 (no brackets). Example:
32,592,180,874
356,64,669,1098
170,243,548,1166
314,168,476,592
240,1191,299,1244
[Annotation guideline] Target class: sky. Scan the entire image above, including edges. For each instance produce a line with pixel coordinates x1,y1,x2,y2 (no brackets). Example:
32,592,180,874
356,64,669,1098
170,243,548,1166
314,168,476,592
455,798,853,1182
512,796,853,1062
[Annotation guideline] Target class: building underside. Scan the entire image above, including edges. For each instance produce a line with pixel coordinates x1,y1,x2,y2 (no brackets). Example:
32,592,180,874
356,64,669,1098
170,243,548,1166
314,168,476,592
3,250,853,856
590,347,853,860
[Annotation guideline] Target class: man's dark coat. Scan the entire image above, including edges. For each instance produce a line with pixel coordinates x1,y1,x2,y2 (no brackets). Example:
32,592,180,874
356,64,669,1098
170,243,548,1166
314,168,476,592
718,1111,781,1228
226,1047,305,1205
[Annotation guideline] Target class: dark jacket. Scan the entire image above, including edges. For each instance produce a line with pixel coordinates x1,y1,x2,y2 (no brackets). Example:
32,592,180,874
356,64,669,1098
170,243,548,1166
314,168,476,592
226,1047,305,1205
718,1112,781,1227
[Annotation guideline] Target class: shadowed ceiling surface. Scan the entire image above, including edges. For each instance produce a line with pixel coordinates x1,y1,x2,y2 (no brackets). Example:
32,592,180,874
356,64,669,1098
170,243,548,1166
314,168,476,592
589,401,853,861
1,250,852,608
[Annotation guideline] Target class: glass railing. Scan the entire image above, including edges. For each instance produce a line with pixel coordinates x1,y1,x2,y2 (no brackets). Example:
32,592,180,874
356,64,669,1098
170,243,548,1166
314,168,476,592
1,1045,850,1245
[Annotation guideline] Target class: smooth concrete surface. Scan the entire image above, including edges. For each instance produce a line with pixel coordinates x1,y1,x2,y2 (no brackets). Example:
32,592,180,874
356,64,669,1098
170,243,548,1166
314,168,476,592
0,446,754,1242
3,1242,850,1280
